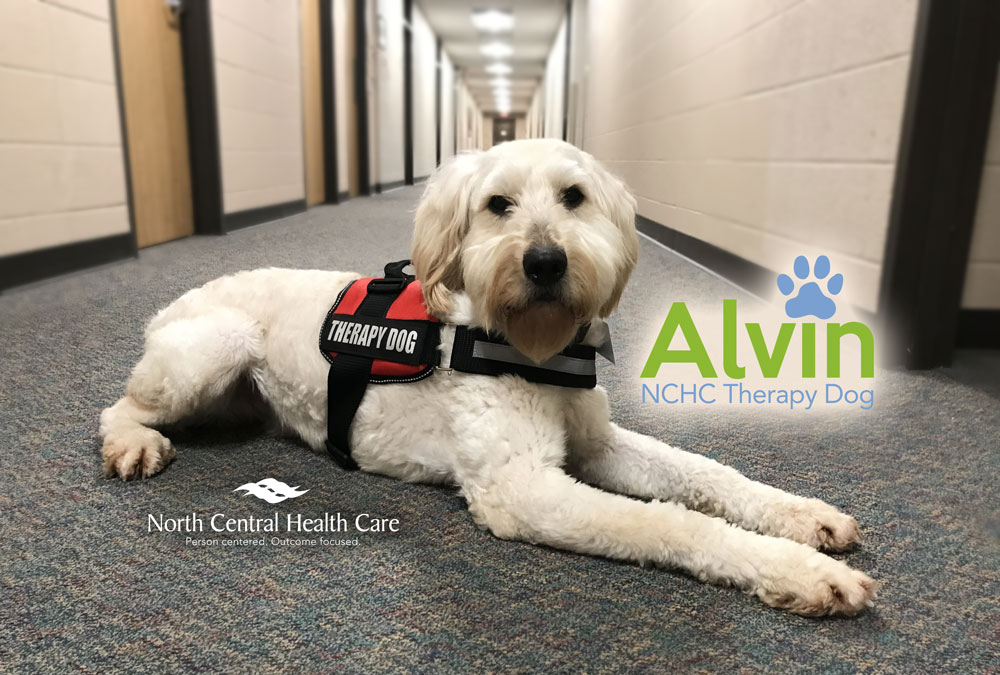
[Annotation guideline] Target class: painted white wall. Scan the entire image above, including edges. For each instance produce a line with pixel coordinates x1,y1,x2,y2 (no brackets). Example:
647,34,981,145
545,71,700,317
374,0,404,187
581,0,919,312
0,0,129,256
439,50,455,162
542,17,567,140
481,115,494,150
212,0,305,214
411,5,436,179
963,76,1000,309
456,79,481,152
515,116,527,140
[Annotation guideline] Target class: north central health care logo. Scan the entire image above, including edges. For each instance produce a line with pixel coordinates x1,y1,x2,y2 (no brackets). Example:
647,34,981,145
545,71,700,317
640,255,875,412
234,478,309,504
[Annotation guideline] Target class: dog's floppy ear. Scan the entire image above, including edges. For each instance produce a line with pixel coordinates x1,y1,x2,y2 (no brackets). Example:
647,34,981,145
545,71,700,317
579,151,638,317
411,151,482,317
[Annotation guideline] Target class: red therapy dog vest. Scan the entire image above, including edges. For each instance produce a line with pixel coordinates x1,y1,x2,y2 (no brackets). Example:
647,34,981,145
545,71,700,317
320,273,440,383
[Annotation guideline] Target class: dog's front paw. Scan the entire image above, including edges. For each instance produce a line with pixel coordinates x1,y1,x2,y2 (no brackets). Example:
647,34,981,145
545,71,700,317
759,498,861,551
102,428,175,480
756,547,878,617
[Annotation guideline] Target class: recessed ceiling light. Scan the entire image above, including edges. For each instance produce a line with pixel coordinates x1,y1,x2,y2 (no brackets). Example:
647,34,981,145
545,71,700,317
485,62,512,76
480,41,513,59
472,9,514,33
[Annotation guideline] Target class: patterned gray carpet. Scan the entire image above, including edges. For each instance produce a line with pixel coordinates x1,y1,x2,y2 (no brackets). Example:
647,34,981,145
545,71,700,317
1,187,998,673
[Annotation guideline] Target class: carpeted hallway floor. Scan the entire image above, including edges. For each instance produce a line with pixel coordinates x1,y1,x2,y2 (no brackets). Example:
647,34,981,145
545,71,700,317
2,186,998,673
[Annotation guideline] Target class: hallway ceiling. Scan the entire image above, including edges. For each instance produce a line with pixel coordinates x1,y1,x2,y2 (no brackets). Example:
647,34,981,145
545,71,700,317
416,0,566,115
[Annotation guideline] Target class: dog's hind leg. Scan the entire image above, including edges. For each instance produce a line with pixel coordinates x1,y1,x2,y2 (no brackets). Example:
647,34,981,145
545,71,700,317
100,307,263,479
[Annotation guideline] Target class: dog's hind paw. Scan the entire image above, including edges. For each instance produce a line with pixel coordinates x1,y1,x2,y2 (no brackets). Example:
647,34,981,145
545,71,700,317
101,428,176,480
759,498,861,552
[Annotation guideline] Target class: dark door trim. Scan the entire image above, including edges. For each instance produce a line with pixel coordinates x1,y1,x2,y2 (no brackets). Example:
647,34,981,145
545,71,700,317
354,0,371,195
179,0,224,235
319,0,340,203
878,0,1000,368
435,37,442,167
403,0,414,185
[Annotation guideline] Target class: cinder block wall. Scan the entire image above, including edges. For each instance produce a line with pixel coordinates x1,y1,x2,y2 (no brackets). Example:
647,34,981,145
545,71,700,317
583,0,919,311
963,77,1000,310
439,50,456,162
0,0,129,256
411,5,437,180
211,0,305,214
374,0,404,187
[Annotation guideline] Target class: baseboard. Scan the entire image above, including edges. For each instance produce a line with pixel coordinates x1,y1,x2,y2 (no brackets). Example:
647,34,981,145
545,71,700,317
0,233,136,292
224,200,307,231
635,214,876,324
413,174,430,184
956,309,1000,348
373,180,406,194
635,215,775,298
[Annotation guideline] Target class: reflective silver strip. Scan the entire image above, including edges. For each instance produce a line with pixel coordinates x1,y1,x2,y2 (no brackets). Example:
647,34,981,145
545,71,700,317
472,340,596,376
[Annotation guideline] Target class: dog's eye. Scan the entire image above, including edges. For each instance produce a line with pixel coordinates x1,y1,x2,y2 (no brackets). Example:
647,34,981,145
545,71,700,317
561,186,584,209
487,195,513,217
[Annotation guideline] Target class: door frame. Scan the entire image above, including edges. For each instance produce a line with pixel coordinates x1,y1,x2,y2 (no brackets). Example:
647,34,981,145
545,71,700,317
878,0,1000,367
178,0,224,235
319,0,341,204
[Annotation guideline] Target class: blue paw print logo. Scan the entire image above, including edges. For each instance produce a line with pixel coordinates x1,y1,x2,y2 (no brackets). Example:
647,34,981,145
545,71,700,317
776,255,843,320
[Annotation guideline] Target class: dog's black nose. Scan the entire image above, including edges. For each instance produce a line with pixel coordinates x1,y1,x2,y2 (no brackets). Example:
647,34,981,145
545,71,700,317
523,246,567,287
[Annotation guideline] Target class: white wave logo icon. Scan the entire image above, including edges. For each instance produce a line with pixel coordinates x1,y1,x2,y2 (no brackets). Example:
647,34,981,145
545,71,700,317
234,478,309,504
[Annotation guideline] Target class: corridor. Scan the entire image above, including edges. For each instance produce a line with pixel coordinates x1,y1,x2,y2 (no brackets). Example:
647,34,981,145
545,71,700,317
2,186,999,671
2,0,999,671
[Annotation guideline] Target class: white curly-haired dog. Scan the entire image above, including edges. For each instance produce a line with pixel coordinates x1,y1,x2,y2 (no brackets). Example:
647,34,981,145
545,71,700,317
100,139,877,616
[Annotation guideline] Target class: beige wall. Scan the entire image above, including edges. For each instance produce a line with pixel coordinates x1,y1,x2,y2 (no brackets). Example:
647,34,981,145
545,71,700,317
583,0,918,312
542,17,567,140
212,0,305,214
963,75,1000,310
439,50,455,162
526,87,542,139
456,79,481,152
374,0,404,187
411,5,436,179
481,115,494,150
0,0,129,256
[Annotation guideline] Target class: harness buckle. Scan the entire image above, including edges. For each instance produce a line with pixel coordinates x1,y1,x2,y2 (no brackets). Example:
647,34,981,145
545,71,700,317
366,276,410,294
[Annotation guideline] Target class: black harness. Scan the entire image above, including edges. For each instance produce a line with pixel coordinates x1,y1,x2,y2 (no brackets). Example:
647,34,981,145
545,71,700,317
319,260,608,470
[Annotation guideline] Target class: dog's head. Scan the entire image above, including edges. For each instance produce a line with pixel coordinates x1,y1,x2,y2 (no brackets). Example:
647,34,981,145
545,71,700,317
411,139,637,363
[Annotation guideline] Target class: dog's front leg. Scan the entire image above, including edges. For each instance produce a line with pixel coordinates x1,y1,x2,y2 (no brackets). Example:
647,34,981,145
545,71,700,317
564,390,861,551
465,463,876,616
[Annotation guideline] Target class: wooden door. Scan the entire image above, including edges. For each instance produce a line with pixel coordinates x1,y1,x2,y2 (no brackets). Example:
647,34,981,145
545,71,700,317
115,0,194,248
302,0,325,205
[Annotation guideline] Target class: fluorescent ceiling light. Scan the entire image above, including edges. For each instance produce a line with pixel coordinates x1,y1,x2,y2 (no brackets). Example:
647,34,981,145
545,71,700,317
480,42,513,58
485,62,512,76
490,77,512,89
472,9,514,33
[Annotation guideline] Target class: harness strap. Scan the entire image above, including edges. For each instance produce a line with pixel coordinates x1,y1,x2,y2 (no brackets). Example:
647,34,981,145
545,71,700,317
325,275,410,471
449,326,598,388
